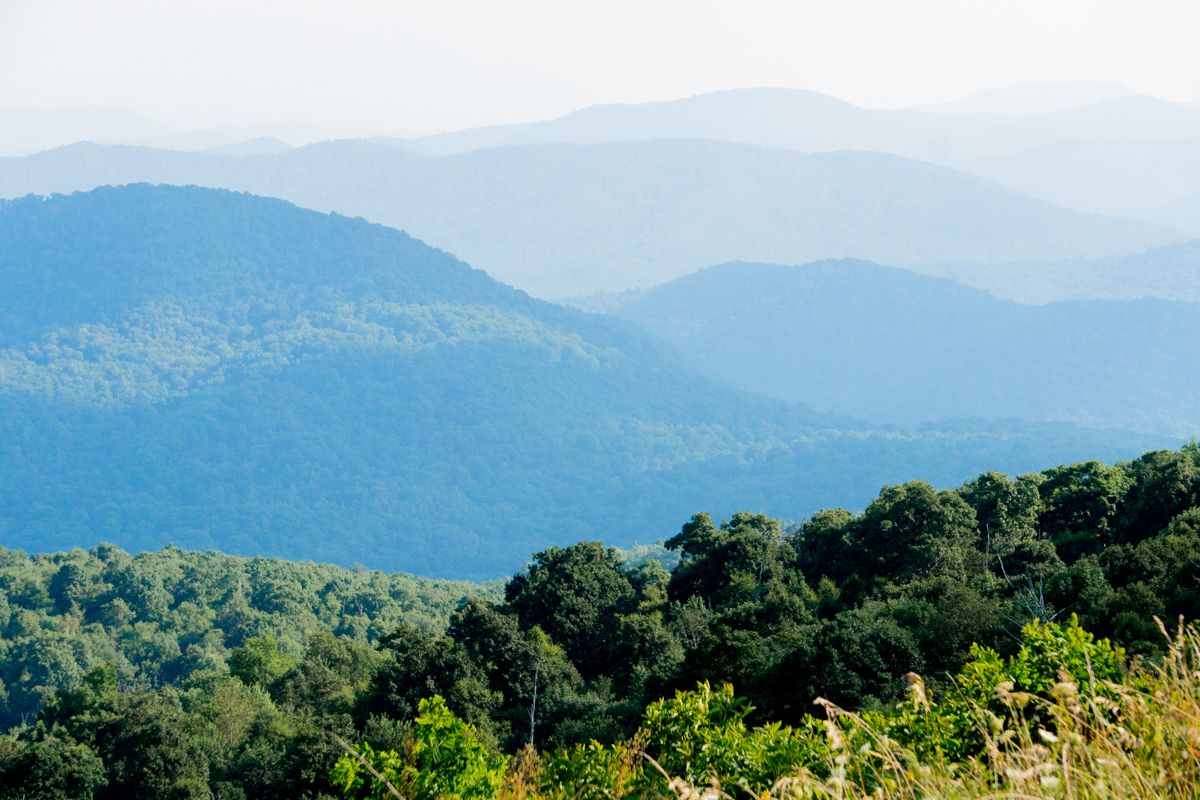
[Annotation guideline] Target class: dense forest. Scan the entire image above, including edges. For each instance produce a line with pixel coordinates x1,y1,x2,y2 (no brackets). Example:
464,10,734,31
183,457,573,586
3,444,1198,798
0,185,1171,578
0,546,496,731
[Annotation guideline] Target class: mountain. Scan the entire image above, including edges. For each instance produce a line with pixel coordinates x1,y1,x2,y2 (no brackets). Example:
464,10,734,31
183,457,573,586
393,88,916,156
0,186,1172,578
916,240,1200,304
910,80,1135,114
391,87,1200,162
1150,190,1200,235
612,260,1200,436
0,139,1180,298
383,88,1200,219
960,136,1200,219
973,95,1200,147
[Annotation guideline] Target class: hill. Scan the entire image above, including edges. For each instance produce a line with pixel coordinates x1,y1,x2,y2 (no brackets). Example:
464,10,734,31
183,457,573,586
916,239,1200,303
0,140,1181,298
3,441,1200,798
1151,189,1200,234
0,542,496,726
395,87,1200,161
389,88,1200,221
960,136,1200,219
612,260,1200,435
0,186,1174,577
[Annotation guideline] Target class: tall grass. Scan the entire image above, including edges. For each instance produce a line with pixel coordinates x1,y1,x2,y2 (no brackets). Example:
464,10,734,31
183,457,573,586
641,618,1200,800
340,618,1200,800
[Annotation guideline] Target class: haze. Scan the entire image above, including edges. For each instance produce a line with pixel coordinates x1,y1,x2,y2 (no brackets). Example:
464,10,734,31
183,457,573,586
2,0,1198,139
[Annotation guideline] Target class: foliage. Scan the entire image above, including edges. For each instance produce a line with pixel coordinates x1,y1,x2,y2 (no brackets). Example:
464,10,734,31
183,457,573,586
0,543,493,731
331,696,505,800
3,443,1200,798
0,185,1170,578
614,259,1200,436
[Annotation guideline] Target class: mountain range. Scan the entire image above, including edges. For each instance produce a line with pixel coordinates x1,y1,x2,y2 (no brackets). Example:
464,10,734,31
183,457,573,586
10,83,1200,228
391,87,1200,163
915,240,1200,304
0,139,1180,298
612,260,1200,436
0,185,1174,577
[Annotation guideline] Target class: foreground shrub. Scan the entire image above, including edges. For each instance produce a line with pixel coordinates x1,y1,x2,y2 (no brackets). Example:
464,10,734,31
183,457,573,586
330,695,505,800
335,617,1200,799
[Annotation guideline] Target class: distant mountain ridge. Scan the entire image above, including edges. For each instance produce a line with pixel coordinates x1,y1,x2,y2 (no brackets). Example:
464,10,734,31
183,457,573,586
384,87,1200,224
958,135,1200,220
390,87,1200,163
0,186,1174,577
0,139,1181,298
613,259,1200,435
917,239,1200,304
10,83,1198,223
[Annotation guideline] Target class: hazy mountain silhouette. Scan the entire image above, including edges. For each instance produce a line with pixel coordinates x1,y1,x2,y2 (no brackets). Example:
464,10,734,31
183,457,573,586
961,136,1200,219
393,87,1200,163
0,186,1171,576
1151,190,1200,234
0,139,1180,298
613,259,1200,435
916,240,1200,303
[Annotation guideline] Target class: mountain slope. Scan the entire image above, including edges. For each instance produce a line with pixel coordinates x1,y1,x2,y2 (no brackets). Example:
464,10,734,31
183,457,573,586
387,88,1200,219
394,87,1200,160
1150,190,1200,235
0,187,1173,577
0,140,1181,298
916,240,1200,303
613,260,1200,435
960,136,1200,219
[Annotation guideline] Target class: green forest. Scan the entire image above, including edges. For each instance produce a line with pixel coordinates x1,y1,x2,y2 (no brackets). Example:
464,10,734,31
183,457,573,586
3,444,1199,798
0,185,1172,578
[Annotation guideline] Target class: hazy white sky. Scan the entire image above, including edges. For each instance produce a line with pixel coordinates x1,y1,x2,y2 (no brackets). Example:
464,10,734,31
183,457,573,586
2,0,1198,135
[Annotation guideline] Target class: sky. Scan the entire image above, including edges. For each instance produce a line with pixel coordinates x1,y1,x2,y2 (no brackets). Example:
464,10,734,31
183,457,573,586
1,0,1198,137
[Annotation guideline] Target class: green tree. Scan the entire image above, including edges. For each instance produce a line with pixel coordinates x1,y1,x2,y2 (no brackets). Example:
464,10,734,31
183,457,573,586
848,482,980,584
1038,461,1131,560
505,542,635,679
229,635,296,688
0,736,107,800
331,696,505,800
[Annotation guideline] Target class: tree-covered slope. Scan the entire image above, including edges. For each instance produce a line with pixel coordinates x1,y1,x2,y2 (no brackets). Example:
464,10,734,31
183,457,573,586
0,542,496,726
4,443,1200,799
613,260,1200,435
0,139,1180,297
0,186,1175,577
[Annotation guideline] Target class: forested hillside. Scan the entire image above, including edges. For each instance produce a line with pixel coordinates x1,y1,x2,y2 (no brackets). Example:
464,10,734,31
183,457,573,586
0,139,1179,297
614,259,1200,434
2,444,1198,798
0,186,1172,577
0,545,495,729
